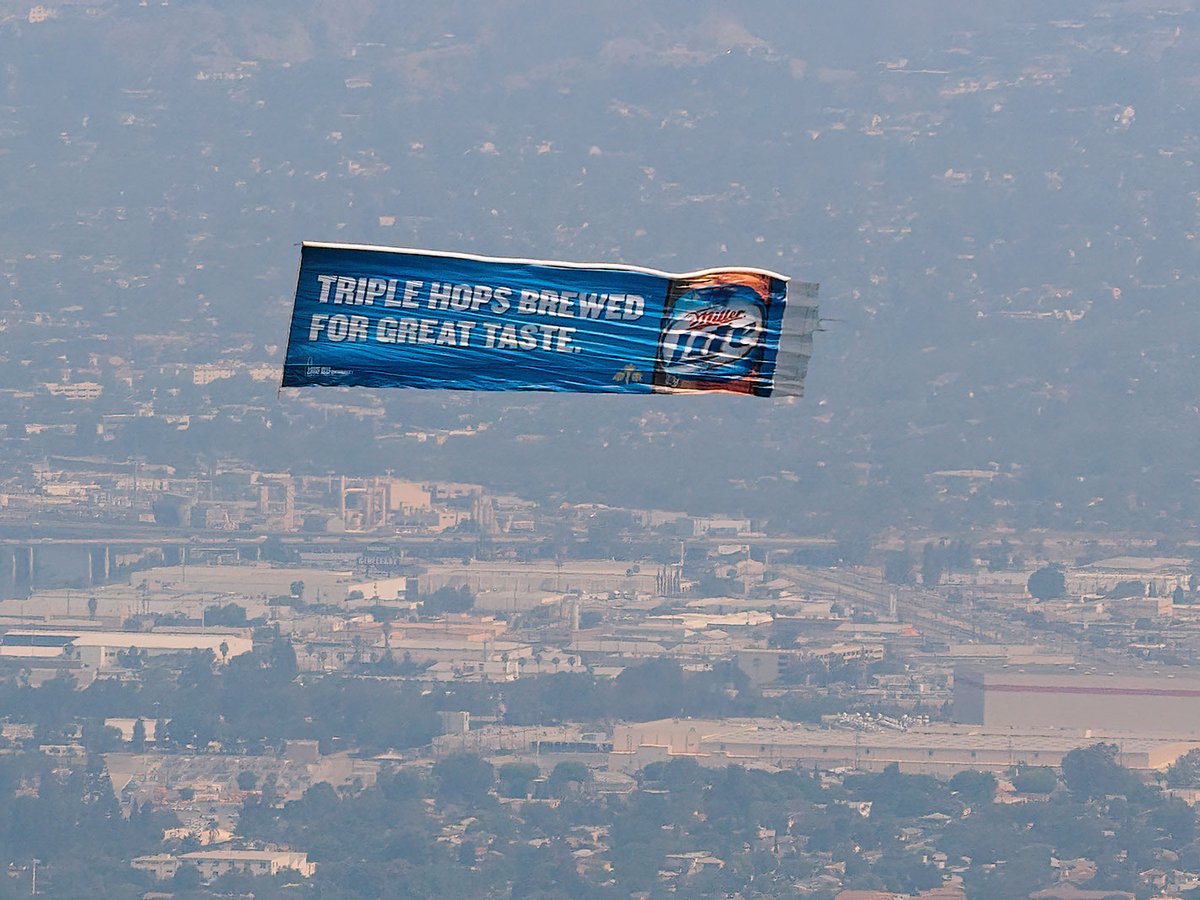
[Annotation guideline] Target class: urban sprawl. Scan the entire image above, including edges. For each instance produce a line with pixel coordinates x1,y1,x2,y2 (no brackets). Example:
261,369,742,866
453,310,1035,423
4,440,1200,897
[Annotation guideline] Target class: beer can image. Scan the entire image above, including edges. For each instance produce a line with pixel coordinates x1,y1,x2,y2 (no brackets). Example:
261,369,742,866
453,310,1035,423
653,270,786,396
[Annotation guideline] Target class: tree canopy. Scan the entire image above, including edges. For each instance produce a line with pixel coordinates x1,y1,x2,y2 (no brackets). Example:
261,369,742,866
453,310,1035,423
1027,565,1066,601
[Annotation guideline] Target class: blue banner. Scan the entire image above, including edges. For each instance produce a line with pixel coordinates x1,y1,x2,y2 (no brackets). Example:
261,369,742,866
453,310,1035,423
282,244,817,397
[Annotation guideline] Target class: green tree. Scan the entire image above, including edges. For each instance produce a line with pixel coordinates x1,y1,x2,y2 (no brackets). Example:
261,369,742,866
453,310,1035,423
237,770,258,791
949,770,997,807
203,602,248,627
1168,749,1200,787
118,646,145,669
82,719,123,754
883,551,915,585
1027,565,1066,600
268,635,299,681
921,542,944,586
161,705,220,750
1011,765,1058,794
498,762,540,798
422,586,474,616
962,842,1055,898
1061,743,1135,799
433,753,494,804
845,764,951,817
172,863,202,891
874,847,943,894
834,533,872,566
261,537,299,563
131,717,146,752
947,539,974,571
1150,795,1197,843
1108,579,1145,598
612,659,688,720
986,540,1015,572
547,761,591,798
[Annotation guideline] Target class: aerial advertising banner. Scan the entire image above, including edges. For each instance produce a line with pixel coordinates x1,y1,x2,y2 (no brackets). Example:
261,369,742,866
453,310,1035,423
282,243,819,397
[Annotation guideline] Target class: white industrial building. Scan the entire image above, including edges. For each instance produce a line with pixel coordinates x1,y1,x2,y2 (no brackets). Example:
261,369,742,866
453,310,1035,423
0,627,252,670
610,717,1200,777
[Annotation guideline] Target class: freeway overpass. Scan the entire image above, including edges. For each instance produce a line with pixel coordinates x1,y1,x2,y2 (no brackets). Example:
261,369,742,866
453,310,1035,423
0,518,841,600
777,564,1007,643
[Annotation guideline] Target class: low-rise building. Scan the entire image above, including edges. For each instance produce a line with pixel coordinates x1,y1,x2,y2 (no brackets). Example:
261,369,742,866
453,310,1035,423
609,717,1200,777
44,381,103,400
953,665,1200,736
0,628,252,671
737,645,884,687
132,849,315,880
1067,556,1191,598
182,849,316,880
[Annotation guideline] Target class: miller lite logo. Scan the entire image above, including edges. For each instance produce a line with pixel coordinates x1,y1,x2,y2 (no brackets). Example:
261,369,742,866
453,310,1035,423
658,286,764,377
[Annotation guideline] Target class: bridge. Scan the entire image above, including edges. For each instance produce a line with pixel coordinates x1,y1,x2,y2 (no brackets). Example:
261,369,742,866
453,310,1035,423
0,520,840,599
